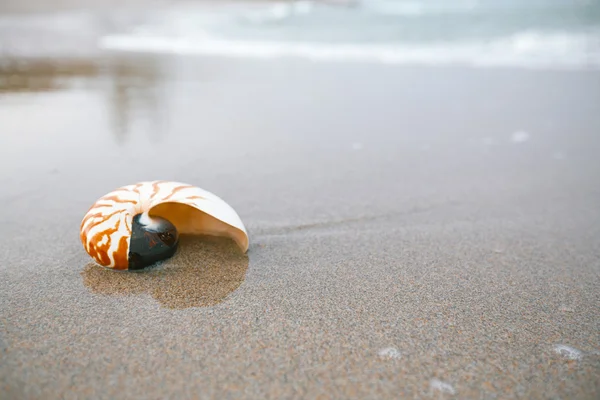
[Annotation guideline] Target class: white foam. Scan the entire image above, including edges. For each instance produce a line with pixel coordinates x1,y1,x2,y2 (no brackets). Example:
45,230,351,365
554,344,583,360
236,0,315,25
98,29,600,70
430,379,456,395
364,0,479,16
378,347,401,359
367,0,424,16
293,1,315,15
242,3,294,23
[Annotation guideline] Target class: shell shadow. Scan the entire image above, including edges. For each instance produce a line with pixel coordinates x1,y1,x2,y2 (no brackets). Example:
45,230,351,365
81,235,249,309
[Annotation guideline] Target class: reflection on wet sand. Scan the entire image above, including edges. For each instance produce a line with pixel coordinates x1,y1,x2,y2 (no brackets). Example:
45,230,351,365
107,56,166,143
0,55,166,143
82,235,249,309
0,58,98,92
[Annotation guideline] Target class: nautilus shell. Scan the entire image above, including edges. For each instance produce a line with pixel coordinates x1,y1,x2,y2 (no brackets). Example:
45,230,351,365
80,181,248,270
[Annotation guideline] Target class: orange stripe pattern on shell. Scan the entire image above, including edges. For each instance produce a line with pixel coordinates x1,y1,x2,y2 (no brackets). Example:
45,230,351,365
80,181,249,270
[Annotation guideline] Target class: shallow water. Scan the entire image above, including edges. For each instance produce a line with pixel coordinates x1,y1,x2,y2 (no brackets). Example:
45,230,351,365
1,0,600,69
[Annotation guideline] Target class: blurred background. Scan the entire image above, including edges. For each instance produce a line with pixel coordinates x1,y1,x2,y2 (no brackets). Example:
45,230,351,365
2,0,600,90
3,1,600,68
1,0,599,171
1,0,600,241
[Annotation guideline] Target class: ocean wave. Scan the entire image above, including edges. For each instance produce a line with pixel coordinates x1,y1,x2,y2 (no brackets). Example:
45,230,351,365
235,0,593,19
362,0,479,16
98,30,600,70
241,1,315,23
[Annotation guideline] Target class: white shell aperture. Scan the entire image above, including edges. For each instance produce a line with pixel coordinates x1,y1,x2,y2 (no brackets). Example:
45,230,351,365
80,181,249,270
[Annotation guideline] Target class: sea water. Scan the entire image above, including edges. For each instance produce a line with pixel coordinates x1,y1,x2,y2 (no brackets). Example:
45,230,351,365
97,0,600,69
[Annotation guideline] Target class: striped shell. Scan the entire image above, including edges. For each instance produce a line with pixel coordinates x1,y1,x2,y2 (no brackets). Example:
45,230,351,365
80,181,248,270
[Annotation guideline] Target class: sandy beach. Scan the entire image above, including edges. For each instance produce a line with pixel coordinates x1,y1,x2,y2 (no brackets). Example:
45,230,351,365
1,2,600,399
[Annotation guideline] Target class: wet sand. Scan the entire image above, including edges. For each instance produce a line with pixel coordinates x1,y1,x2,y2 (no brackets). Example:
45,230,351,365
1,14,600,400
82,235,249,309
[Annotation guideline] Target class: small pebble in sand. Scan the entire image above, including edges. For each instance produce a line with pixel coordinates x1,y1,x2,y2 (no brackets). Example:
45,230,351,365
558,305,575,312
430,379,456,395
554,344,582,360
511,130,530,143
378,347,401,359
